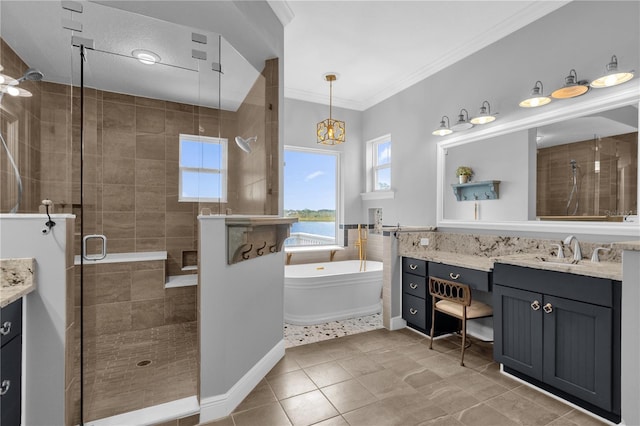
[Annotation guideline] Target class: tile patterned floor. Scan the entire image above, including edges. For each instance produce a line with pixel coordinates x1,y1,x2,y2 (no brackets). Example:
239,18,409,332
284,313,383,348
84,322,198,422
200,328,608,426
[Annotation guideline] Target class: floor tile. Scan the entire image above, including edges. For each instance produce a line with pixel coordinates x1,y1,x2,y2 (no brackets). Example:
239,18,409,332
485,390,561,425
356,369,415,399
320,378,378,414
267,369,317,400
336,354,385,377
455,402,518,426
280,390,339,426
233,379,277,414
304,360,353,388
231,401,292,426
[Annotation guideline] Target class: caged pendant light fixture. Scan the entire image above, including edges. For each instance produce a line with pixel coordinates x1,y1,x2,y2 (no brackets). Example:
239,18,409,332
590,55,635,88
317,73,345,145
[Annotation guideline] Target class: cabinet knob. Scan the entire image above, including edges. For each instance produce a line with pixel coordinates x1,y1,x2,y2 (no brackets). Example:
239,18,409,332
409,264,418,270
409,283,418,290
530,300,541,311
0,321,11,336
409,308,418,315
449,273,460,280
543,303,553,314
0,380,10,396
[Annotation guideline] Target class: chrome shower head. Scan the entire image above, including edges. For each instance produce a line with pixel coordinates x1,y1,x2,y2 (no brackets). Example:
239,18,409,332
18,68,44,82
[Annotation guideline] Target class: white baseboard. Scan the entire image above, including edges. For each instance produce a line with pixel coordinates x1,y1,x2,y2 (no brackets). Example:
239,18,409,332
199,339,285,423
389,315,406,331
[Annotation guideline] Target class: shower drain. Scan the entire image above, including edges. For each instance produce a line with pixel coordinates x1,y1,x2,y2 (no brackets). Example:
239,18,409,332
136,360,152,367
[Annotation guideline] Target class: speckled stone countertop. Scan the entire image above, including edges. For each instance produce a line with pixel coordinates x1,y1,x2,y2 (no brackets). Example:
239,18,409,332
1,258,36,308
398,231,623,280
495,254,622,281
612,240,640,251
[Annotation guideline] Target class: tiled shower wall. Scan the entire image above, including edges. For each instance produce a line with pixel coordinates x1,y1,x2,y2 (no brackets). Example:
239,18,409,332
0,38,42,213
537,132,638,217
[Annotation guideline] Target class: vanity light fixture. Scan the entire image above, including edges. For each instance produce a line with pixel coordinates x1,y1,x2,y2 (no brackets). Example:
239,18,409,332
432,116,453,136
470,101,497,125
519,81,551,108
132,49,161,65
551,69,589,99
451,109,474,131
317,73,346,145
590,55,635,88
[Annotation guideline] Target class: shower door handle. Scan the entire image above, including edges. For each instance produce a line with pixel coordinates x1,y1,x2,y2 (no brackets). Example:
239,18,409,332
83,234,107,261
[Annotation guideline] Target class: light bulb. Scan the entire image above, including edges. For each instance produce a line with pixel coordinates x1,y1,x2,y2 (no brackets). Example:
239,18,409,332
6,86,19,96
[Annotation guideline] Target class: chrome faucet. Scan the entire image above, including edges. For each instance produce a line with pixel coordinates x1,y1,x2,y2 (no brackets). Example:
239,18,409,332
563,235,582,262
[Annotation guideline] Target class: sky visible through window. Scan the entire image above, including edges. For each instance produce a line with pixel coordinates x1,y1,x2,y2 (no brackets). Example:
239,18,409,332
180,136,224,200
284,150,336,211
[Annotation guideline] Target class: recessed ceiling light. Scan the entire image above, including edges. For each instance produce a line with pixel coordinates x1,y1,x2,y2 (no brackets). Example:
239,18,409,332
132,49,160,65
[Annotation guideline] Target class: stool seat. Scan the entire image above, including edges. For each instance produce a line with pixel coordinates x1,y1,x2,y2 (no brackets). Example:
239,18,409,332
435,299,493,318
428,276,493,366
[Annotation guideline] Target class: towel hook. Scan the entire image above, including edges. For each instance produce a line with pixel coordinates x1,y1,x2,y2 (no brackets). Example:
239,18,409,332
256,241,267,256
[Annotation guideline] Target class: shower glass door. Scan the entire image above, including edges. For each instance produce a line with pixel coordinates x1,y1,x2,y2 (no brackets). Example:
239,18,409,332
72,3,222,422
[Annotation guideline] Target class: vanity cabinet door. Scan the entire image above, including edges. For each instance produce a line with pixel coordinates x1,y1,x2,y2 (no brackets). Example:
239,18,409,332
1,336,21,426
493,285,543,381
543,295,612,411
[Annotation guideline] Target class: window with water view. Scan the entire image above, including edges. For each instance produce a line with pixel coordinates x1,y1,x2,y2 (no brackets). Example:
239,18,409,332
284,148,339,247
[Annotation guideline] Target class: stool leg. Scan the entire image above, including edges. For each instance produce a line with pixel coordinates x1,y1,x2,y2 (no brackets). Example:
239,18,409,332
429,296,436,350
460,315,466,366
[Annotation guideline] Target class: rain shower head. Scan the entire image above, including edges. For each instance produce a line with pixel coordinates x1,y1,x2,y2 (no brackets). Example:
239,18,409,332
235,136,258,153
18,68,44,82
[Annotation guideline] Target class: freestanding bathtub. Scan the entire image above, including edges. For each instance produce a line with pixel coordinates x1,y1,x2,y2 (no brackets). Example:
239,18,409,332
284,260,383,325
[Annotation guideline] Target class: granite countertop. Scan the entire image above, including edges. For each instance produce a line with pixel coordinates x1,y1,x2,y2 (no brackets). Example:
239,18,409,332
1,258,36,308
405,251,622,280
612,240,640,251
415,251,495,272
495,254,622,281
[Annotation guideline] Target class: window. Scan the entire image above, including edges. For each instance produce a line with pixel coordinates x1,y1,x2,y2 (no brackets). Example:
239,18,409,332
366,134,391,192
179,134,227,202
284,147,340,247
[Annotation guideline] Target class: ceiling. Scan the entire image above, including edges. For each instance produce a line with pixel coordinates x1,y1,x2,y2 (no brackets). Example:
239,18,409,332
1,1,569,112
276,0,569,111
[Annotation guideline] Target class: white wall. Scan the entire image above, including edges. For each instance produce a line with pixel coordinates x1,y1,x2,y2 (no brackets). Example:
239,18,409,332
0,214,72,426
198,217,285,421
444,130,530,221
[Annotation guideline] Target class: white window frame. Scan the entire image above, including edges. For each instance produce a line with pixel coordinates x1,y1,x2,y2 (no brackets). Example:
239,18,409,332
362,134,394,200
178,134,228,202
284,145,343,247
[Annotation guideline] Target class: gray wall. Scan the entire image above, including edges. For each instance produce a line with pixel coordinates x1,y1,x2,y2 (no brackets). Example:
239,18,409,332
283,1,639,230
284,98,364,225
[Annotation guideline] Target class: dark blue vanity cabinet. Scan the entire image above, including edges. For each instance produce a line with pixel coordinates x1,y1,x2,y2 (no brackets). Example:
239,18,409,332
493,263,621,423
402,257,487,335
1,298,23,426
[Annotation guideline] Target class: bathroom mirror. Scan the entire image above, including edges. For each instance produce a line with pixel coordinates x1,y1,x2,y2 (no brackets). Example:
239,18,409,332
436,85,640,237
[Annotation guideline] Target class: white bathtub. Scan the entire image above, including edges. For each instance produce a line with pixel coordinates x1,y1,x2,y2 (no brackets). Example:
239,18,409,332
284,260,383,325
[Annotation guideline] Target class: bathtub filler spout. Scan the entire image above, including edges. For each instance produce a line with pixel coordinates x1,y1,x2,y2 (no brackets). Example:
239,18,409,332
355,224,368,271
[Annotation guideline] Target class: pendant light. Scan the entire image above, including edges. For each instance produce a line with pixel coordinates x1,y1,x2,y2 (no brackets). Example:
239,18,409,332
317,73,345,145
551,69,589,99
590,55,634,88
519,81,551,108
451,109,474,131
470,101,497,125
432,116,453,136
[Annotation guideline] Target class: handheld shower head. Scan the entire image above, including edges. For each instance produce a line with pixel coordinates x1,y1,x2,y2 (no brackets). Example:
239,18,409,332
18,68,44,82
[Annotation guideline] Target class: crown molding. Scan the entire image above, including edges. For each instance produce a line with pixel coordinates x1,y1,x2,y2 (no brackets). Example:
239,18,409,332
267,0,295,26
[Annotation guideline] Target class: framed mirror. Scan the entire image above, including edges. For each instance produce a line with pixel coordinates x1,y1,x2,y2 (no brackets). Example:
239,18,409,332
436,84,640,237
